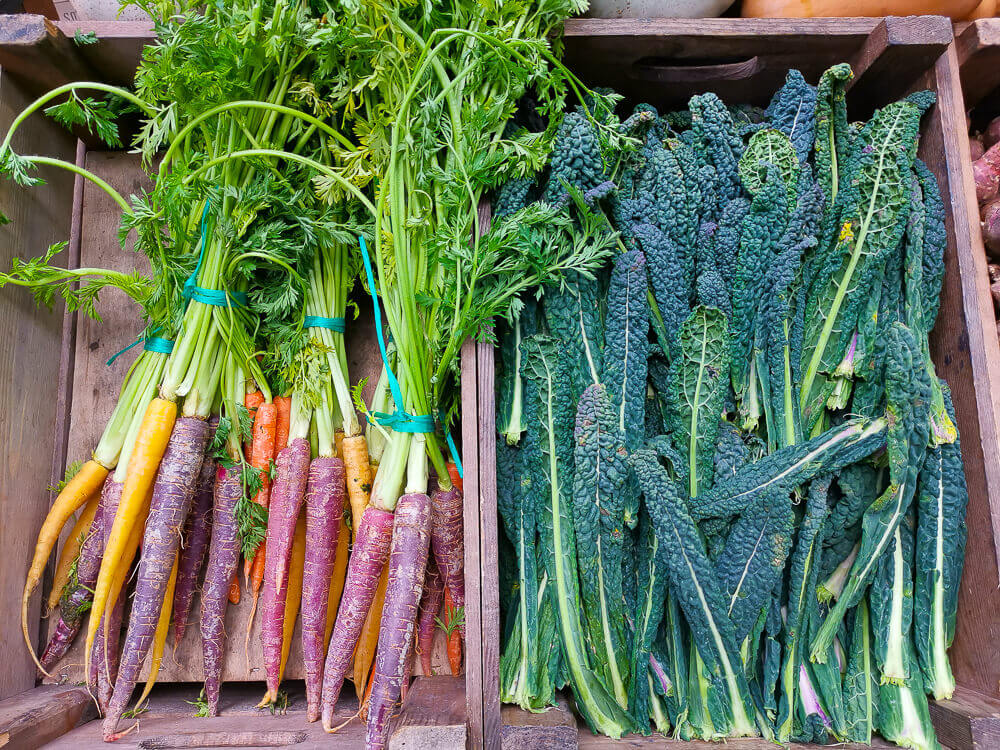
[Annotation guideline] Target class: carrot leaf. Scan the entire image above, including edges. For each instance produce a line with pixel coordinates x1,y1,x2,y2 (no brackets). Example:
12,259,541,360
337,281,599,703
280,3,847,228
48,459,84,494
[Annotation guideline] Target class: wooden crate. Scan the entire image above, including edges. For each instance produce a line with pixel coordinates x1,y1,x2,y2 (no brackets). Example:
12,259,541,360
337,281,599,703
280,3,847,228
0,14,475,749
476,16,1000,750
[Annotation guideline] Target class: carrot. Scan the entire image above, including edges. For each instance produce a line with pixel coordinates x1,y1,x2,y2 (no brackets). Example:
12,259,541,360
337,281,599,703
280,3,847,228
334,431,345,461
243,390,264,458
325,501,351,648
353,565,389,700
320,506,394,731
134,553,179,708
93,596,124,715
48,492,101,612
228,575,241,605
24,458,108,670
274,396,292,453
260,438,310,705
366,492,433,750
278,511,307,686
430,482,465,638
401,637,415,702
86,398,176,678
341,434,372,542
444,588,463,677
41,478,120,672
103,416,211,741
172,457,215,652
201,465,242,717
446,461,463,493
416,559,444,676
302,457,346,722
244,401,277,588
86,480,124,711
361,653,378,721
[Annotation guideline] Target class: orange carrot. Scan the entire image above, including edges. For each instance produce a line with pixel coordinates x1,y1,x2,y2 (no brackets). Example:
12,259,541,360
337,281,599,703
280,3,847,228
444,588,462,676
244,402,277,585
274,396,292,454
228,574,241,605
352,564,389,700
244,390,265,458
446,461,463,493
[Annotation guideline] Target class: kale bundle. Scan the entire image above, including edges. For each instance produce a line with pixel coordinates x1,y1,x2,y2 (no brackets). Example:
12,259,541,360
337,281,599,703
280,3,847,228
495,66,967,750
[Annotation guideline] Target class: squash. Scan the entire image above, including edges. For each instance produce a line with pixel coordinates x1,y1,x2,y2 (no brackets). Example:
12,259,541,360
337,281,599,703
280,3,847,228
741,0,979,19
966,0,997,18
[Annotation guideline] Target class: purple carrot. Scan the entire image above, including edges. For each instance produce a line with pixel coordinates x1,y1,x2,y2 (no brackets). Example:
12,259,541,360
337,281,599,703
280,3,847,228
40,477,120,671
302,456,345,722
171,457,215,651
200,464,242,717
366,493,433,750
320,506,394,731
103,417,210,741
430,485,464,637
416,558,444,676
260,438,311,703
94,596,123,714
87,479,124,713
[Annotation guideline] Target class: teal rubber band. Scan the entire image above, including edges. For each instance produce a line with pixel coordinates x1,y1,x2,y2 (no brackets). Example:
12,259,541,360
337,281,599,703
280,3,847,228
183,285,248,308
143,337,175,354
182,195,247,309
440,409,463,479
355,236,464,476
358,235,434,434
304,315,346,333
107,330,174,366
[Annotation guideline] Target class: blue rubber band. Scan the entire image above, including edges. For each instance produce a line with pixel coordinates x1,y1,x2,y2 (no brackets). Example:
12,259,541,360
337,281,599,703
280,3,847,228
182,196,246,309
357,236,463,477
304,315,346,333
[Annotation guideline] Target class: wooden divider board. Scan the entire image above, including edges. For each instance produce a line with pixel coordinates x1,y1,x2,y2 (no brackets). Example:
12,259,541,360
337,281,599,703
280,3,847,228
41,150,454,686
0,68,76,700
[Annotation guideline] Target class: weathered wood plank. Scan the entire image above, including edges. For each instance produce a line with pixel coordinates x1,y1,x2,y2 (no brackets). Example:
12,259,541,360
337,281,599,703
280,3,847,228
956,18,1000,110
462,334,484,750
501,697,577,750
918,44,1000,703
44,677,463,750
0,14,97,95
0,684,96,748
847,15,952,113
0,67,76,700
929,686,1000,750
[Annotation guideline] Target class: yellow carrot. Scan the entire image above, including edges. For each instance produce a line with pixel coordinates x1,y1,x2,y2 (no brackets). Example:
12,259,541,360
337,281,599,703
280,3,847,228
325,503,351,649
341,435,372,543
22,459,108,671
47,493,101,611
86,398,176,677
134,553,178,708
352,564,389,699
259,512,306,708
279,513,307,683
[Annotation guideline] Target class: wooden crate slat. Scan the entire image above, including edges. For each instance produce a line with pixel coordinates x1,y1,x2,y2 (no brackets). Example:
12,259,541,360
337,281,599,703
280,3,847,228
0,67,76,701
956,18,1000,110
462,334,485,750
562,16,948,112
926,35,1000,708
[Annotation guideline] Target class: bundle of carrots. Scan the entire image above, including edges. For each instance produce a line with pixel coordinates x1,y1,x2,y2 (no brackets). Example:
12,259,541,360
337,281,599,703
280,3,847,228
0,0,621,747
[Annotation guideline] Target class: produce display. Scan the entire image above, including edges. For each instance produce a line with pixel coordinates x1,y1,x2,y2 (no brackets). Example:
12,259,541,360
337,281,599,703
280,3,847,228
495,66,968,749
0,0,608,747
